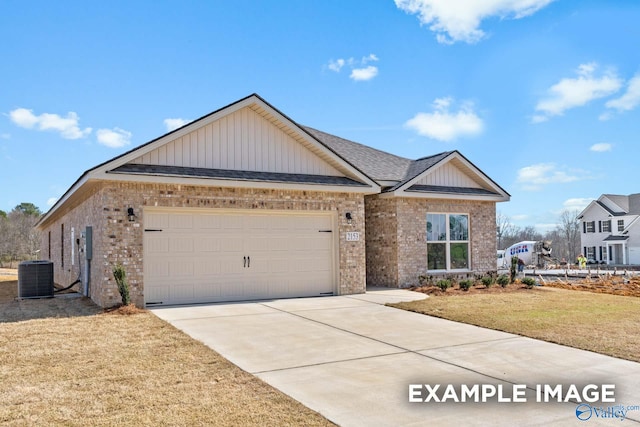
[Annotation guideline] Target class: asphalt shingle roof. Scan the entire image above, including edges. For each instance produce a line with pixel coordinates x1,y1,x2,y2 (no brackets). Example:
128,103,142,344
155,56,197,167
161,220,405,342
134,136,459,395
303,126,455,190
111,164,370,187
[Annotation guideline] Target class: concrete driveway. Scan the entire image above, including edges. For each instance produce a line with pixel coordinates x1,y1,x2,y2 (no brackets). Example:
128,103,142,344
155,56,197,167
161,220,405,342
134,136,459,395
151,288,640,426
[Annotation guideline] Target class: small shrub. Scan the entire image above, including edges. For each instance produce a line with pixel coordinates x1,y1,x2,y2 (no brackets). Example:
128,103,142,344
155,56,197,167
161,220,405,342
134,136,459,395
522,277,536,289
496,275,510,287
481,276,494,288
113,264,131,306
459,280,472,291
510,256,519,283
436,279,451,291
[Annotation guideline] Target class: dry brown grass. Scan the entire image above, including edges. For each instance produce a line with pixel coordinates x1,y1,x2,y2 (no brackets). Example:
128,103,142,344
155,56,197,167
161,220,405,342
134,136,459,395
390,286,640,363
0,278,333,426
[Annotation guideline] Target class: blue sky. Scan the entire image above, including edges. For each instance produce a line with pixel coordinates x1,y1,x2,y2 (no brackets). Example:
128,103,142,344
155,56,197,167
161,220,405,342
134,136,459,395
2,0,639,232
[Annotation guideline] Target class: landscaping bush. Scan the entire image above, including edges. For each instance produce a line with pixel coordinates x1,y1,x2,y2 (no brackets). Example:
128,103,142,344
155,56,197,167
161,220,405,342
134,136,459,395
481,276,494,288
113,264,131,305
522,277,536,289
459,280,473,291
436,279,451,291
496,275,510,287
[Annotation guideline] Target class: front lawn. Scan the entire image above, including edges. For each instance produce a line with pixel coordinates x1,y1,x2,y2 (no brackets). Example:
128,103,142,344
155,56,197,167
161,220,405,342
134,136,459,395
390,286,640,363
0,278,333,426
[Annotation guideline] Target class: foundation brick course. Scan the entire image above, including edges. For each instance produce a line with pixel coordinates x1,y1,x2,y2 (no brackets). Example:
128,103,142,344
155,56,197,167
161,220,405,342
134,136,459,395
40,181,366,307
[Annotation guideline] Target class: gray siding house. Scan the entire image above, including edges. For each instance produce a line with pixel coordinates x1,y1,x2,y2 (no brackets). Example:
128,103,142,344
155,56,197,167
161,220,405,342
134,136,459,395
37,94,509,307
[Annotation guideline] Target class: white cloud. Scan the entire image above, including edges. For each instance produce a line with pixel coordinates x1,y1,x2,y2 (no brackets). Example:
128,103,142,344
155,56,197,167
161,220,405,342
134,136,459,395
350,66,379,81
46,197,58,207
404,97,483,141
8,108,92,139
326,54,380,81
516,163,589,191
533,63,622,122
164,118,192,132
510,214,529,222
328,59,346,72
589,143,612,152
394,0,555,44
604,73,640,115
562,197,593,211
0,133,9,139
362,53,379,64
96,127,132,148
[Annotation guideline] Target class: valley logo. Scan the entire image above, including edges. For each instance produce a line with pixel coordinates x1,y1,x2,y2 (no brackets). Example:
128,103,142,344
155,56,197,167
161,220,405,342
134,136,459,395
576,403,640,422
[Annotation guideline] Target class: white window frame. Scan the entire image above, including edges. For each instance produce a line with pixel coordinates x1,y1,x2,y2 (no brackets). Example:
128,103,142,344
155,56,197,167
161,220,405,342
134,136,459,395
602,220,611,233
585,221,595,233
618,220,624,232
586,246,595,261
426,213,470,271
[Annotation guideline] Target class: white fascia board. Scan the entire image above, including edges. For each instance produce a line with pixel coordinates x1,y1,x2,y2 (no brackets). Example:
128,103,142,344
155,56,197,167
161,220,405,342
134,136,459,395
377,190,509,202
101,172,379,194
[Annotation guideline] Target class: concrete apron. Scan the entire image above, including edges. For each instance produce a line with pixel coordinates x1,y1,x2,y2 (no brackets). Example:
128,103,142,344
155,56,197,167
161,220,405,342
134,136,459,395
151,288,640,427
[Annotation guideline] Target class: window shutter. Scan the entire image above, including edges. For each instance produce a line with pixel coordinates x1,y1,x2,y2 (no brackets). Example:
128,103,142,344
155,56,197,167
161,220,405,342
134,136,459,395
598,221,601,232
583,222,586,233
599,246,602,260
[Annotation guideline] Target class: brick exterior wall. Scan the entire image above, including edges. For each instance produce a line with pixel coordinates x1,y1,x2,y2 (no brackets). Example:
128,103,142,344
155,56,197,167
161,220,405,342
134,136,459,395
365,194,497,288
364,196,398,286
40,181,366,307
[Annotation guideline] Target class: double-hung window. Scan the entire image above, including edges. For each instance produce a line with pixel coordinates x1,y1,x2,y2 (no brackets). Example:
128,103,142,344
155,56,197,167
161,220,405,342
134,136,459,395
426,213,469,270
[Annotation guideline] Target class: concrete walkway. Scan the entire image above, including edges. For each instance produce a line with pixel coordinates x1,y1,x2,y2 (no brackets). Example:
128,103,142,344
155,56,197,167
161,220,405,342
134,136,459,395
151,288,640,426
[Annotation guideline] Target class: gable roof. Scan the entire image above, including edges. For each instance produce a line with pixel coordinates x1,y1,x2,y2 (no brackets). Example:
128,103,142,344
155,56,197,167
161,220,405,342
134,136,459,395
304,127,509,201
579,193,640,220
38,94,509,227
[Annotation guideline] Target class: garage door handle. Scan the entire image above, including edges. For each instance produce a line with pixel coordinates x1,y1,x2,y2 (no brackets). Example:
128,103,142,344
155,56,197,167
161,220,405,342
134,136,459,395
243,256,247,268
247,256,250,268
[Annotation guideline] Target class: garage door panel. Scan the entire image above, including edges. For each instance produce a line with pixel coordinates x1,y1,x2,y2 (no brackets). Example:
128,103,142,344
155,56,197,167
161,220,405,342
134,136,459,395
169,214,194,229
246,237,270,252
169,238,194,253
146,213,169,229
196,214,222,229
144,209,336,306
195,237,221,253
219,237,243,252
219,215,243,229
146,236,169,253
268,237,289,251
194,258,221,275
169,260,194,277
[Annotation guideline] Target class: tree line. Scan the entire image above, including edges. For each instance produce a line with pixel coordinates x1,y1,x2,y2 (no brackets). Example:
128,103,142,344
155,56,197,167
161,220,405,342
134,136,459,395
0,202,42,268
497,210,581,264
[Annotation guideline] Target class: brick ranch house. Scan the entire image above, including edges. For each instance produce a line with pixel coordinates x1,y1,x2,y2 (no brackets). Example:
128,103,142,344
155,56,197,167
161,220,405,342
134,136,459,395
36,94,510,307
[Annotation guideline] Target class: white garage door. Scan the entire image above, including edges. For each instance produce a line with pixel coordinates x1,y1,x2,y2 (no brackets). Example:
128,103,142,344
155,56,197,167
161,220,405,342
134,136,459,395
143,208,336,306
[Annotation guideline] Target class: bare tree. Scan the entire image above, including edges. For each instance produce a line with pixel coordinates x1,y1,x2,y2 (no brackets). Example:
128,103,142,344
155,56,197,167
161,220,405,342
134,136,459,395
555,209,581,263
496,211,516,250
0,204,42,267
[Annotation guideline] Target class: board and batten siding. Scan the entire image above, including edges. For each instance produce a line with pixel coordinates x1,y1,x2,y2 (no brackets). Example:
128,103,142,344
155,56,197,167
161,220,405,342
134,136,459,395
131,106,342,176
416,162,482,188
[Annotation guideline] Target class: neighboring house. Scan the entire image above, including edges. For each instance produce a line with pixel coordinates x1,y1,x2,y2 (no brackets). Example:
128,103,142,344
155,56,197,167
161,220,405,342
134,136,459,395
578,193,640,265
36,94,509,307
